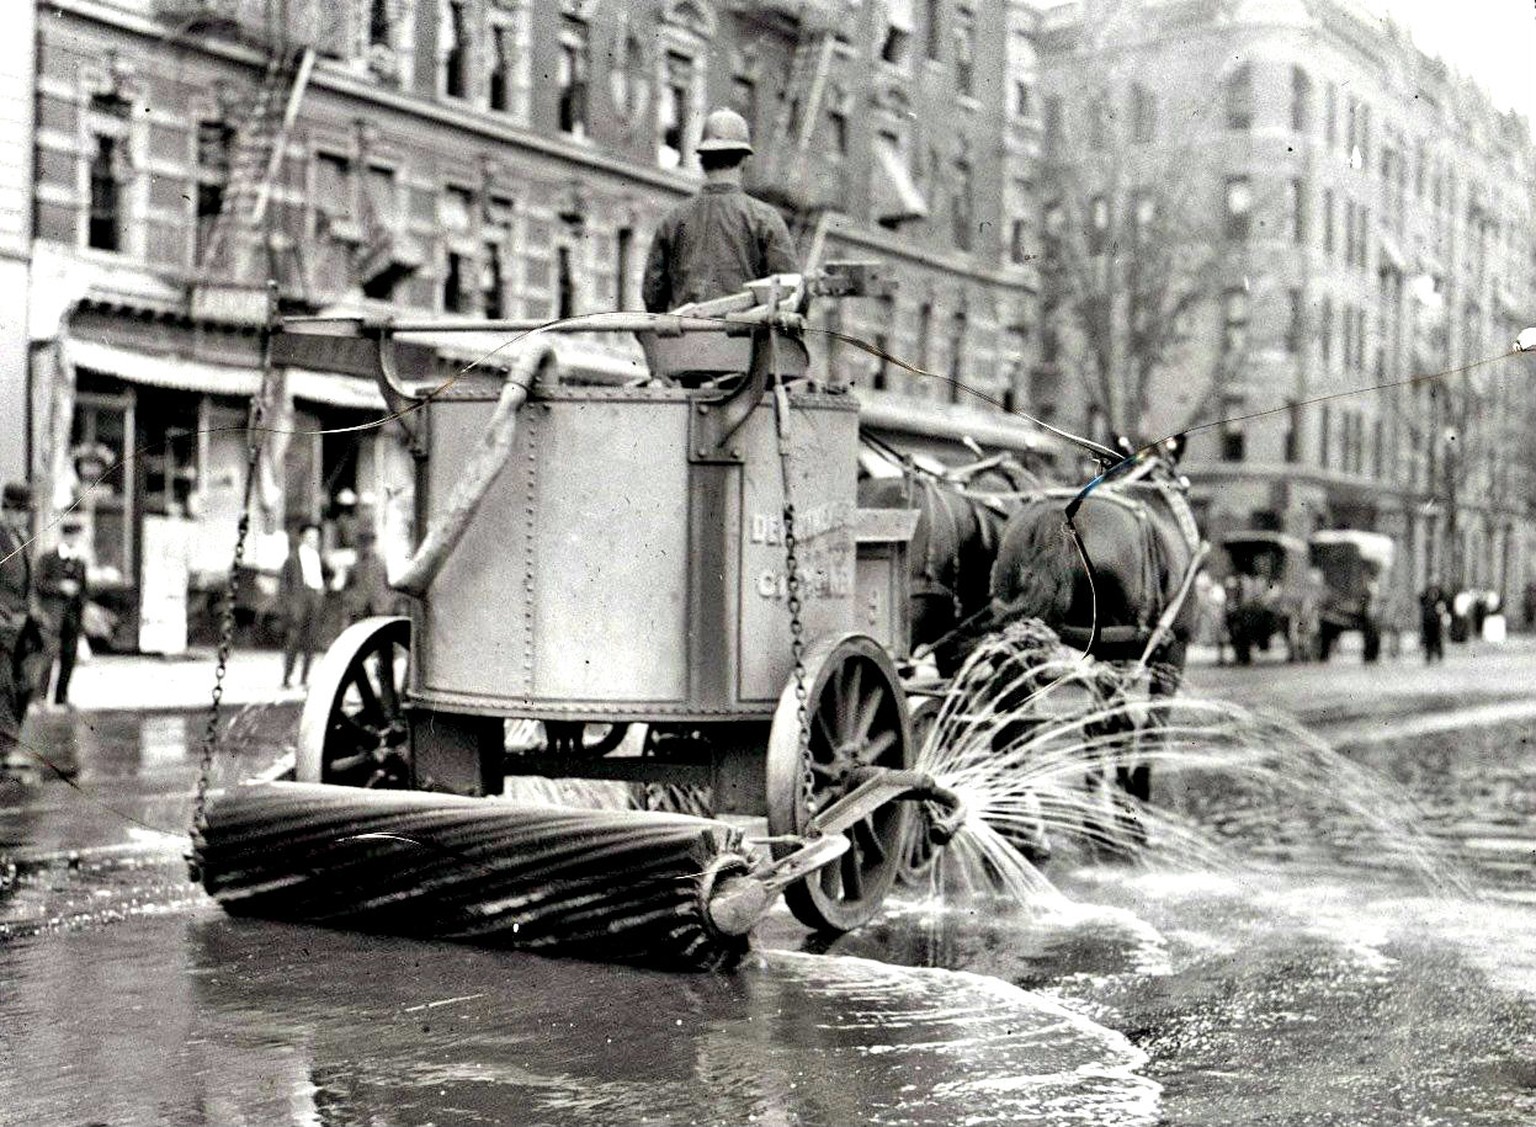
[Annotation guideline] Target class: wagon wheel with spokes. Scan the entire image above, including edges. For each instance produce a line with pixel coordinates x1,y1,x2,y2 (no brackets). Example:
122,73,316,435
767,634,914,933
297,616,413,789
896,696,943,888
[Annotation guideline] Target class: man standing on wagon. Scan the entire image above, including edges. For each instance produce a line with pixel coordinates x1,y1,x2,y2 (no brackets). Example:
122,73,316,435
641,108,799,317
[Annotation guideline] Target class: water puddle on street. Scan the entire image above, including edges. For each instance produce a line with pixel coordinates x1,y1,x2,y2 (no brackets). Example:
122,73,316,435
0,705,1534,1124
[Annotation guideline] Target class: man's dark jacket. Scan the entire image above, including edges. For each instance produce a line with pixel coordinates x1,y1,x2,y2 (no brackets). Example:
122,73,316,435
642,182,798,313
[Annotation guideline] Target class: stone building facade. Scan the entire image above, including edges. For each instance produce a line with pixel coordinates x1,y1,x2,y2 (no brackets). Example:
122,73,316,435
1031,0,1536,613
15,0,1044,645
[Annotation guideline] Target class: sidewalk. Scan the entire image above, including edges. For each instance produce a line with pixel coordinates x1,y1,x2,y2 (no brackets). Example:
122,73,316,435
64,648,306,713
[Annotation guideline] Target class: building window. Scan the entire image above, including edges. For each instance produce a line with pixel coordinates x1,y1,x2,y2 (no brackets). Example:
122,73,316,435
489,26,513,111
1319,404,1332,468
1288,178,1305,244
442,0,468,99
481,242,505,319
315,152,355,236
87,135,123,252
1131,84,1155,144
1344,199,1356,266
1291,66,1310,132
1088,194,1109,256
1043,96,1062,148
924,0,942,61
1088,98,1108,148
1132,191,1156,243
948,309,967,404
1284,398,1301,462
1325,82,1336,147
615,225,634,309
953,156,975,250
917,299,934,378
558,15,590,138
1224,63,1253,130
1285,287,1303,353
368,0,393,47
1322,188,1334,255
730,71,757,122
1222,288,1249,357
1014,78,1031,119
1224,176,1252,241
657,51,694,169
193,119,233,260
1319,296,1333,366
954,7,976,96
557,245,576,319
442,250,465,312
828,87,850,157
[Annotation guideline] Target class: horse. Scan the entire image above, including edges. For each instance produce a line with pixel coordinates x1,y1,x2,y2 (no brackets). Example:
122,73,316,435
982,443,1206,807
857,468,1012,678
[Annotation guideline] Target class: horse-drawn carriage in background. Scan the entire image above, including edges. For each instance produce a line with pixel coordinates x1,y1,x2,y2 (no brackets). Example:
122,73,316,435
192,264,1208,965
1216,531,1319,664
1308,529,1395,663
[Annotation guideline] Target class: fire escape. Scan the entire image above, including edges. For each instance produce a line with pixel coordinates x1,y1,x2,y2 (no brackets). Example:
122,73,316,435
190,44,315,322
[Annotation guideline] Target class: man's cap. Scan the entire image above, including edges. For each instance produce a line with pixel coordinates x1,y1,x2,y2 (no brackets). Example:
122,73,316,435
2,482,31,510
696,108,754,155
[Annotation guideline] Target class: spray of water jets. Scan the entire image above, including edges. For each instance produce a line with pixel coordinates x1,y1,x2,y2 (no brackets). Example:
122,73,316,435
903,620,1470,906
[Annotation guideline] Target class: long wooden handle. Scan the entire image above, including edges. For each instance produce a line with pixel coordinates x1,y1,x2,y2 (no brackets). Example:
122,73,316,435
392,340,551,598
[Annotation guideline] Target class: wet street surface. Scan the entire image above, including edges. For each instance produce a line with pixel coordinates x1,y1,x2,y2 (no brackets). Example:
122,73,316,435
3,649,1536,1126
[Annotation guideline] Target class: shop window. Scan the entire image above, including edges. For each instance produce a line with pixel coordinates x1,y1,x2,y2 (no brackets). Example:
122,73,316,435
137,389,199,518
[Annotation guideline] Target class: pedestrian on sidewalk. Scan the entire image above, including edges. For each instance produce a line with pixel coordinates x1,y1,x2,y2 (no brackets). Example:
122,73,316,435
35,516,89,706
280,522,330,689
341,525,395,623
1419,578,1448,664
0,484,43,766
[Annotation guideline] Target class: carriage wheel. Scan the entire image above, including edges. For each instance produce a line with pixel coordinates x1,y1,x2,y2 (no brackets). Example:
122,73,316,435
297,616,413,789
767,634,914,933
896,697,942,888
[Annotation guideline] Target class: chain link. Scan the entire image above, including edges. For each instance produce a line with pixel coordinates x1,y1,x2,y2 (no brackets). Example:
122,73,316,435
190,288,276,853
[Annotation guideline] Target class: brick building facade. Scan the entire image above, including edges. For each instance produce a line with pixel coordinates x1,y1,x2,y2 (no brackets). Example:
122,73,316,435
14,0,1045,646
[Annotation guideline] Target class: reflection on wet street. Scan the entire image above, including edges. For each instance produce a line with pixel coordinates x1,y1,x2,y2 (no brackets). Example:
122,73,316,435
2,698,1535,1125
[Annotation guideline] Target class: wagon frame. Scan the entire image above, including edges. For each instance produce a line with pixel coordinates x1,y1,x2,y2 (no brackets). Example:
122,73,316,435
273,268,960,935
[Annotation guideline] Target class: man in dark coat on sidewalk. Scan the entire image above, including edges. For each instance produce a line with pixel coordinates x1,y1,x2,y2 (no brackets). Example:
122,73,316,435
1,483,43,766
35,516,88,706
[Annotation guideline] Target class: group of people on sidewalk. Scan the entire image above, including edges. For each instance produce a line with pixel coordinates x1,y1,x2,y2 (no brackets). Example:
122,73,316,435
277,520,395,688
1,483,93,766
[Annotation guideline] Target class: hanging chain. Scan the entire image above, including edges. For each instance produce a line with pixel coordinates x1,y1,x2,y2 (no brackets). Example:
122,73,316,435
773,381,814,812
190,285,278,852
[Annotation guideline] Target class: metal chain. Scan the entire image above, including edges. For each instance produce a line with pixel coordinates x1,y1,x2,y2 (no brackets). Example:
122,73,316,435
773,383,814,812
190,287,277,847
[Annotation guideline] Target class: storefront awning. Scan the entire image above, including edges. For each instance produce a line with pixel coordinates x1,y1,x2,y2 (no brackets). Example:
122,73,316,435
64,338,261,397
872,138,929,226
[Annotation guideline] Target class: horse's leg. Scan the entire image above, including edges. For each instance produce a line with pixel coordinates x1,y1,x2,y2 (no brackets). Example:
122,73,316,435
1127,635,1187,804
